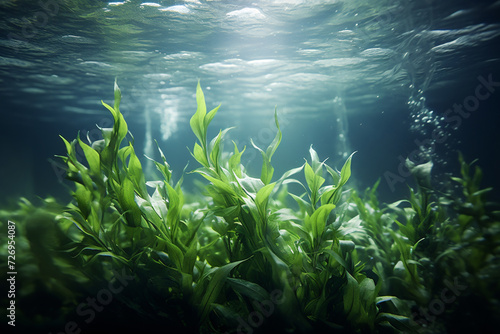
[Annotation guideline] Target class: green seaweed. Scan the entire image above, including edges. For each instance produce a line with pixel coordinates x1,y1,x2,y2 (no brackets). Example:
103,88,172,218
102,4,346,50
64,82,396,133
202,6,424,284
1,81,499,333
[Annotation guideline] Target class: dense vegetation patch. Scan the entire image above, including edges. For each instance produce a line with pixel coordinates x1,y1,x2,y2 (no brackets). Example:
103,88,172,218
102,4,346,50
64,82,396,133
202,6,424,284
1,81,499,333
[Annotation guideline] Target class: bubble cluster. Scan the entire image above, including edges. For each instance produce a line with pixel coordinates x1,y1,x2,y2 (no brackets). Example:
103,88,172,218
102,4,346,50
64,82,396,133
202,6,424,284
407,92,460,192
408,96,442,137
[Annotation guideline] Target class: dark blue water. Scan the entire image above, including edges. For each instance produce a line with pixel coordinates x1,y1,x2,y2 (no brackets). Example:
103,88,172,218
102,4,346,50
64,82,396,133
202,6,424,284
1,0,500,205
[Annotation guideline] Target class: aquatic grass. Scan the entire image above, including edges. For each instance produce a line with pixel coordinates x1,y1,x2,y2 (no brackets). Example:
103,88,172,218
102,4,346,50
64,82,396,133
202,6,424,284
185,81,411,332
1,81,499,333
349,155,500,332
55,80,410,332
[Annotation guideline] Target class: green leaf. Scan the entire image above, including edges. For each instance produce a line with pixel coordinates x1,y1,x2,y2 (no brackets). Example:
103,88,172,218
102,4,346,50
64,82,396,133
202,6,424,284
145,144,173,187
113,78,121,111
275,164,304,188
323,249,350,272
213,205,240,222
162,237,184,270
359,277,376,307
229,141,245,178
192,142,209,168
320,187,335,206
472,187,492,197
73,183,92,219
304,162,316,192
309,145,321,168
118,145,132,165
323,152,355,205
250,109,282,184
209,130,223,169
238,175,265,196
375,296,397,304
200,173,237,198
344,272,361,319
126,144,148,198
190,81,207,146
60,135,73,156
325,164,340,185
107,81,128,147
209,127,232,170
182,242,198,275
251,139,274,185
307,204,335,242
101,101,117,123
136,195,162,228
100,93,128,170
304,161,325,206
212,304,242,325
289,193,309,216
227,278,270,302
198,259,248,322
86,251,130,267
265,107,282,160
60,136,88,175
78,136,101,176
118,177,142,227
450,176,465,185
255,182,275,217
147,140,172,182
165,182,181,237
205,104,220,132
338,151,355,188
376,313,414,332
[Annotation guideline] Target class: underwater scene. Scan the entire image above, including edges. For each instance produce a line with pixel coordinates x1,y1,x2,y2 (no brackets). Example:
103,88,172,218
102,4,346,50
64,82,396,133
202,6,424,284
1,0,500,333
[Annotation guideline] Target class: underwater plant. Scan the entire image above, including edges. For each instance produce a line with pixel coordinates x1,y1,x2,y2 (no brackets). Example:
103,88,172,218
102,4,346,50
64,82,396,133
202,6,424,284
1,81,499,333
348,156,500,333
52,80,410,333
